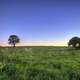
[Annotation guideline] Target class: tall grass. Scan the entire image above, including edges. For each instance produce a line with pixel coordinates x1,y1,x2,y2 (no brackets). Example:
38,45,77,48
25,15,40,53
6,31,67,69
0,47,80,80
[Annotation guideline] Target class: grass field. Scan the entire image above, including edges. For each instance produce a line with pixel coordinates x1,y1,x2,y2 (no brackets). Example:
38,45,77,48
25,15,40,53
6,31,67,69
0,46,80,80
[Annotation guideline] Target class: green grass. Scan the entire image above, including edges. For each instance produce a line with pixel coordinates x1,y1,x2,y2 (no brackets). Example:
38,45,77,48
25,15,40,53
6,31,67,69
0,46,80,80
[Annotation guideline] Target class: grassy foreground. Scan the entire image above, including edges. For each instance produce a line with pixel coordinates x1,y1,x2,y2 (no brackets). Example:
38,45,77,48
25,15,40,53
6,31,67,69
0,46,80,80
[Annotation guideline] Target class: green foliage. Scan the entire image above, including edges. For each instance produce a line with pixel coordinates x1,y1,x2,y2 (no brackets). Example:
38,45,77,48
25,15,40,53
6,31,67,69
68,36,80,48
0,47,80,80
8,35,20,47
26,68,54,80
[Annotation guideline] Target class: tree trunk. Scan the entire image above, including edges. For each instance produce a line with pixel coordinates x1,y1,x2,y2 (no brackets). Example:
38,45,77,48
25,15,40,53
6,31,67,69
13,44,15,47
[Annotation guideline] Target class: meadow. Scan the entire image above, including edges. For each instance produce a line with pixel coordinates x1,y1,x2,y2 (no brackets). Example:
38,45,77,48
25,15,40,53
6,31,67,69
0,46,80,80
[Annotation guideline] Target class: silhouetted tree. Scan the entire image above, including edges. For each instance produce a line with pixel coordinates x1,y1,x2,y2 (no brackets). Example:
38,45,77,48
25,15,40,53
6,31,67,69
68,36,80,48
8,35,20,47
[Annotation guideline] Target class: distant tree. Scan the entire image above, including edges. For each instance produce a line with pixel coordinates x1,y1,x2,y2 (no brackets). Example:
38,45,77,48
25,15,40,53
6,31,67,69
8,35,20,47
68,36,80,48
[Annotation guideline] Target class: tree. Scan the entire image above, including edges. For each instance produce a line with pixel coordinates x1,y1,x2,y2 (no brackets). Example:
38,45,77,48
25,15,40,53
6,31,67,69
68,36,80,48
8,35,20,47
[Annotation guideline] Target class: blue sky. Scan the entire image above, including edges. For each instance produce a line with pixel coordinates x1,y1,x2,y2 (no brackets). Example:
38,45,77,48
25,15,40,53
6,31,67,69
0,0,80,46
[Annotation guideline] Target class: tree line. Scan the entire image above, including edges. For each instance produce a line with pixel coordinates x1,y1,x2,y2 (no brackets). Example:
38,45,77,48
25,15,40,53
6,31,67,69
8,34,80,49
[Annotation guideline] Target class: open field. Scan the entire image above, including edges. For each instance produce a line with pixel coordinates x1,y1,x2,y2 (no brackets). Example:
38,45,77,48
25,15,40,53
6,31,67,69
0,46,80,80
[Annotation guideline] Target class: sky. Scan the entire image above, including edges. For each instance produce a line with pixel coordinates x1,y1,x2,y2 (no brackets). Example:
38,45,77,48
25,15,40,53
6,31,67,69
0,0,80,46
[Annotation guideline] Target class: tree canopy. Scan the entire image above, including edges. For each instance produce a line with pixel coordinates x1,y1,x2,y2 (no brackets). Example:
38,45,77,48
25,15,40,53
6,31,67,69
8,35,20,47
68,36,80,48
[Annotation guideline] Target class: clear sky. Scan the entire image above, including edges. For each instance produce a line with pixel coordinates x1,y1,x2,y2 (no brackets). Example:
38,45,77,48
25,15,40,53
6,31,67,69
0,0,80,46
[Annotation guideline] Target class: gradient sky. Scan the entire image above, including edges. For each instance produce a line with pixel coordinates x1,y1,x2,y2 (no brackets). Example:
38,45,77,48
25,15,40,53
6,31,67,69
0,0,80,46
